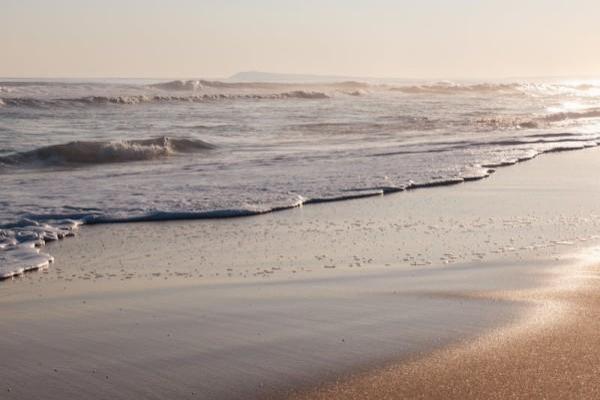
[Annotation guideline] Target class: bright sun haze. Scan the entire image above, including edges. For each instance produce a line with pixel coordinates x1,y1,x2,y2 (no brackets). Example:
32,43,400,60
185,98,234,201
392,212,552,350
2,0,600,79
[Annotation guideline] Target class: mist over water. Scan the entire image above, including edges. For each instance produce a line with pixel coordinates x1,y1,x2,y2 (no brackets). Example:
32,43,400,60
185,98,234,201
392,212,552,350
2,77,600,277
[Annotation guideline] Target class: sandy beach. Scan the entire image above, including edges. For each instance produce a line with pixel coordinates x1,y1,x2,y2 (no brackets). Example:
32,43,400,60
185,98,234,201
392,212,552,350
3,147,600,399
292,259,600,399
4,2,600,398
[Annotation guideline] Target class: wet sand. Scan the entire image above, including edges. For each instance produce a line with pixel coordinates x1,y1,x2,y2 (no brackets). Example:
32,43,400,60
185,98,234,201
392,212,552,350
291,257,600,399
0,261,536,399
2,148,600,398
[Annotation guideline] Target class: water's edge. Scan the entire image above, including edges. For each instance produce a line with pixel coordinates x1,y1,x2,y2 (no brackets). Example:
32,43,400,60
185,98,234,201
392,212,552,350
1,143,594,280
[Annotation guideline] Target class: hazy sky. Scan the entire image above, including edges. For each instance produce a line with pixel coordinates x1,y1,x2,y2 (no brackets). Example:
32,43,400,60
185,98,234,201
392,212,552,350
2,0,600,79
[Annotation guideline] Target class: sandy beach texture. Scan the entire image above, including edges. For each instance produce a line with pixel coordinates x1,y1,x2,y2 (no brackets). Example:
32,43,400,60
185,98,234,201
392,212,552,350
2,147,600,399
291,259,600,399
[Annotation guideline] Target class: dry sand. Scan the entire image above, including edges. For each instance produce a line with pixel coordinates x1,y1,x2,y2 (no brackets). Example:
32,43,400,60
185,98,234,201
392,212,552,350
3,148,600,399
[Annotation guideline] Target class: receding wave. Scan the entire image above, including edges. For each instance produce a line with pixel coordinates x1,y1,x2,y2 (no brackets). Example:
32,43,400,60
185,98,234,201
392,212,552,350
2,136,598,280
0,136,214,168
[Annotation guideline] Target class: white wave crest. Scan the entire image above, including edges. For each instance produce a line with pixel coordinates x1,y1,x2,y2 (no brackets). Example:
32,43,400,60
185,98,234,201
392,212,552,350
544,108,600,122
0,136,215,167
150,80,202,91
0,91,331,108
390,82,523,95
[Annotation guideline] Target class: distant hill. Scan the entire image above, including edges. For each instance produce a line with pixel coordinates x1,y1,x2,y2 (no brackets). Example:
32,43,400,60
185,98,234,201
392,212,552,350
227,71,370,83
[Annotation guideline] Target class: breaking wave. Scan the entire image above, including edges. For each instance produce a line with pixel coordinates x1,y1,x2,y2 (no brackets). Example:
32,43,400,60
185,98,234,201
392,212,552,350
150,80,202,91
389,82,524,95
544,108,600,122
475,108,600,130
0,137,214,168
0,91,331,108
152,79,371,91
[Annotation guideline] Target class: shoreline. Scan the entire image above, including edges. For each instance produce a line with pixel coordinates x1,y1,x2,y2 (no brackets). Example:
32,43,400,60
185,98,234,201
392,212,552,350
3,147,600,398
1,141,596,281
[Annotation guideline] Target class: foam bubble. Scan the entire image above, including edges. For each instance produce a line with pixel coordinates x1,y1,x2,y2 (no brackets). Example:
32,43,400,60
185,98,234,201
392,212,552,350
0,220,79,280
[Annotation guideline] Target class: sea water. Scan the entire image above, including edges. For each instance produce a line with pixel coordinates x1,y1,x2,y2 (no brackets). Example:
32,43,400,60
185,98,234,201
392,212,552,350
2,77,600,277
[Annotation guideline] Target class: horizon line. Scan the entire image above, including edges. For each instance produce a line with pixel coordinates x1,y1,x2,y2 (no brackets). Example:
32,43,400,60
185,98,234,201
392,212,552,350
1,71,600,82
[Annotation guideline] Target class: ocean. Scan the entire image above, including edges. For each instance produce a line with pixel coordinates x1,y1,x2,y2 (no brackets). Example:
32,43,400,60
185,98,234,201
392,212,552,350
2,77,600,278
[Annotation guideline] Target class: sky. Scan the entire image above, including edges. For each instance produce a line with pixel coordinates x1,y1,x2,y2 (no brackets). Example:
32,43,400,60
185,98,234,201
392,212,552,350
2,0,600,79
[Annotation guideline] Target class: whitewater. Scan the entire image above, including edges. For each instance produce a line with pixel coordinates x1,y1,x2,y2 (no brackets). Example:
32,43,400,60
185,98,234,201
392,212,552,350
2,77,600,278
